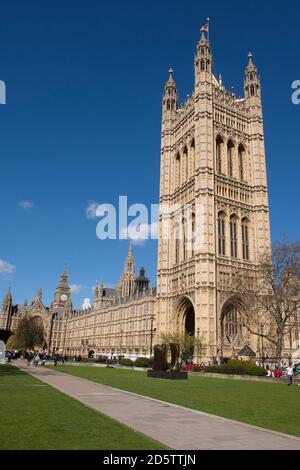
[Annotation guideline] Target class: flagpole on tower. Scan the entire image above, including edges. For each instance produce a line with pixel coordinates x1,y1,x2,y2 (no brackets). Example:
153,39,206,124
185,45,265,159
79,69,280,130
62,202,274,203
207,17,210,43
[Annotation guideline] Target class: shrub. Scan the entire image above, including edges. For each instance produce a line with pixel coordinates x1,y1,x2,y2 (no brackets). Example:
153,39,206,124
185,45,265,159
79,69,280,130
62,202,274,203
134,358,153,368
120,359,134,367
203,361,266,377
192,365,205,373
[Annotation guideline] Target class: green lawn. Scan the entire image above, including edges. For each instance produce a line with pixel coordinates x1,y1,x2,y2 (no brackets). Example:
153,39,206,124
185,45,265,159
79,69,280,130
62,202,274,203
50,365,300,438
0,364,165,450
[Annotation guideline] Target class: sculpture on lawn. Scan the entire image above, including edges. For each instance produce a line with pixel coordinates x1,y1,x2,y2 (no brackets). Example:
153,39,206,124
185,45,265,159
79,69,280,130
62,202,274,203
153,343,180,372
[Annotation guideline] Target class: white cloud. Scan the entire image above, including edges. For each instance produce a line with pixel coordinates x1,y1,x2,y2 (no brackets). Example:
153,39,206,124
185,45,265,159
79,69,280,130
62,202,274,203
121,222,159,246
0,259,15,274
70,284,83,295
19,200,34,210
85,201,99,220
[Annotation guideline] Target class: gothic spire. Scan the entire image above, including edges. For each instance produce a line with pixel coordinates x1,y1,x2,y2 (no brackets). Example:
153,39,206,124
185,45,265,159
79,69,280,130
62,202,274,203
244,52,260,99
195,26,212,80
3,287,12,306
123,240,135,275
59,264,69,287
35,288,43,303
163,67,178,113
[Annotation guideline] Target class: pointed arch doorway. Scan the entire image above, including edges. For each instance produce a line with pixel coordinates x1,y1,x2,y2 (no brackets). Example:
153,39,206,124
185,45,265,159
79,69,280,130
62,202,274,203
176,296,196,337
176,296,196,360
184,302,195,337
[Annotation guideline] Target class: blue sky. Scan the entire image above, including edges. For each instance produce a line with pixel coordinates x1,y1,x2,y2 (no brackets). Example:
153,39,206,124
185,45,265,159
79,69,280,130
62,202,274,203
0,0,299,308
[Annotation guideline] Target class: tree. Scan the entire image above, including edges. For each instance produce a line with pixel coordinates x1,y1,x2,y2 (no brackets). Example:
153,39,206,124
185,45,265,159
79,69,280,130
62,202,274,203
6,334,16,351
14,316,46,351
160,332,205,363
232,241,300,360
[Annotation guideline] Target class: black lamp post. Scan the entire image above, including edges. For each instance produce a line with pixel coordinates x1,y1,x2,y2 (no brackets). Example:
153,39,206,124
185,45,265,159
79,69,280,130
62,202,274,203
150,314,156,360
261,325,265,367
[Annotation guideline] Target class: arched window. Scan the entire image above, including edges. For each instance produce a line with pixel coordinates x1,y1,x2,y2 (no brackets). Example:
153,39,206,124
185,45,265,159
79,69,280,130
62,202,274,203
183,146,188,182
175,153,181,188
242,218,250,261
218,212,226,256
230,215,238,258
190,139,195,177
200,60,205,71
238,145,245,181
223,306,240,340
175,220,180,265
227,141,234,178
216,136,223,175
191,211,195,257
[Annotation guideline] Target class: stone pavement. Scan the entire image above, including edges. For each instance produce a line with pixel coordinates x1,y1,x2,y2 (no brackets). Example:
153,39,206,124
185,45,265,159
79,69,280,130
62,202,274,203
16,362,300,450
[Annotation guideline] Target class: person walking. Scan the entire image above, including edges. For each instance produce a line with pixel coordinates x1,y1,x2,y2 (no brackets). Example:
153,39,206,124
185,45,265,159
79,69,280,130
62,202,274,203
286,364,294,386
26,351,32,367
35,353,40,367
295,364,300,386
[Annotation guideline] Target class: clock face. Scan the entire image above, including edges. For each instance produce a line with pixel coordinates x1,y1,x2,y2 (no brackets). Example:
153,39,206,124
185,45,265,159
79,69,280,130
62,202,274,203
60,294,68,302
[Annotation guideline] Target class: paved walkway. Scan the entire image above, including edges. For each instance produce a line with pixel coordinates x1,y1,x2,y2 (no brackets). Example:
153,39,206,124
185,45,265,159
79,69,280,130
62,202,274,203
16,362,300,450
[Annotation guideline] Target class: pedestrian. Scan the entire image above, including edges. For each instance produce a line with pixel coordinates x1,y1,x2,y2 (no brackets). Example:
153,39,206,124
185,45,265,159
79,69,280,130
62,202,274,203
26,351,32,367
295,364,300,386
35,353,40,367
286,364,294,386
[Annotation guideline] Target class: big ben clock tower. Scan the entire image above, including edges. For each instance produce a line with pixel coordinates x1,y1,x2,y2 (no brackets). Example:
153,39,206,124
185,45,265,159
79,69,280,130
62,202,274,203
53,265,72,310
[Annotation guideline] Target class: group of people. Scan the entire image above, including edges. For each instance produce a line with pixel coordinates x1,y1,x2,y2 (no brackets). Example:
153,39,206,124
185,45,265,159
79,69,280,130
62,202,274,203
266,363,300,386
53,354,66,366
25,351,46,367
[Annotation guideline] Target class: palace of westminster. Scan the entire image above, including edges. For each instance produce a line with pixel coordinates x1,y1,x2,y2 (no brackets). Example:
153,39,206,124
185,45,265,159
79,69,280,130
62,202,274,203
1,30,299,362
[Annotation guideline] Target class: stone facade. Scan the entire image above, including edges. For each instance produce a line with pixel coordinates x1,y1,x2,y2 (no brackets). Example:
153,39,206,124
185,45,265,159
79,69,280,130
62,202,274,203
0,30,299,362
155,29,296,361
0,243,156,359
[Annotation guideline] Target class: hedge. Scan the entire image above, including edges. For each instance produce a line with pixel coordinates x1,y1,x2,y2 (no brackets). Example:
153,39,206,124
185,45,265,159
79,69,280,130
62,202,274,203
120,359,134,367
134,358,153,368
193,361,266,377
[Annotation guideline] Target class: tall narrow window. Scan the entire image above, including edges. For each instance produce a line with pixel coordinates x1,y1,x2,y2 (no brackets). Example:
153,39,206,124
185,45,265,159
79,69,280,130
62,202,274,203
216,136,223,174
227,141,234,178
242,218,250,261
175,220,180,264
191,212,195,257
238,145,245,181
190,139,195,177
183,146,188,182
218,212,226,256
230,215,238,258
175,153,181,188
183,216,187,261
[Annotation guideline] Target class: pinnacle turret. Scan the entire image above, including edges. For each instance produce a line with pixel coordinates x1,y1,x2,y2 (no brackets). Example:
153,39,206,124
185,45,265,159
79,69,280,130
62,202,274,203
244,52,260,99
195,26,212,81
162,68,178,114
3,287,12,307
